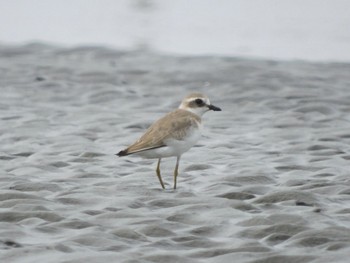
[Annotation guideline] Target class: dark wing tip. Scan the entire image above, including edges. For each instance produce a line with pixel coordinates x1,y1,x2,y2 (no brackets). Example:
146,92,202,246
116,150,128,157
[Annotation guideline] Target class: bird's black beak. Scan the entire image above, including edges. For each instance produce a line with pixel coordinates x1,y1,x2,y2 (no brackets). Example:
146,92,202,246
207,104,222,111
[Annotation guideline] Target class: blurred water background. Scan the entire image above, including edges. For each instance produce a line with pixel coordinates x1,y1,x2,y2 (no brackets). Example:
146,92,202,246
1,0,349,61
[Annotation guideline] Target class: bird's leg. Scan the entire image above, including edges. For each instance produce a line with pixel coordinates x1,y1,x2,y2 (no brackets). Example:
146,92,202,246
156,158,165,189
173,156,181,189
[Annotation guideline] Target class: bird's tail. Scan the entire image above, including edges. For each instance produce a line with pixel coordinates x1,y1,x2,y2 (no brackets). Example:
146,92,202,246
116,149,129,157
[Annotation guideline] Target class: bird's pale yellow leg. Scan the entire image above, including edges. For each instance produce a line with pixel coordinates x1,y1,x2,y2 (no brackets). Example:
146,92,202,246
156,158,165,189
173,156,181,189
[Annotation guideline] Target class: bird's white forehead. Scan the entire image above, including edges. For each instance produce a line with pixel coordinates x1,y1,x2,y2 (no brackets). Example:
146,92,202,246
184,96,210,105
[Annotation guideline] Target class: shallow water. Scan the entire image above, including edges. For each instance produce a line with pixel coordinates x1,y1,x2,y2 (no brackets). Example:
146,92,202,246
1,0,350,61
1,44,350,262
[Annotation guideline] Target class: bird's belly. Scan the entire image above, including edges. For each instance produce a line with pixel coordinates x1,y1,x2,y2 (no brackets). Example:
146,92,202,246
138,128,201,159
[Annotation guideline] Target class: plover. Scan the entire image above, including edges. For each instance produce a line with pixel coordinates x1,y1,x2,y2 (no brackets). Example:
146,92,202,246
116,93,221,189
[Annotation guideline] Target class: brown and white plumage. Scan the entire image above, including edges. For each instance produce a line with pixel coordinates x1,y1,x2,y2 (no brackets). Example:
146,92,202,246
117,109,201,157
116,93,221,189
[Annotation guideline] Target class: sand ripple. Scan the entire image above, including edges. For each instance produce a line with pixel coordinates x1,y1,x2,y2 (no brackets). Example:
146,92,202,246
1,44,350,262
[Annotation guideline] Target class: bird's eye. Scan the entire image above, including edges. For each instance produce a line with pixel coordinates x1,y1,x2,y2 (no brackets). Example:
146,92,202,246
195,98,203,105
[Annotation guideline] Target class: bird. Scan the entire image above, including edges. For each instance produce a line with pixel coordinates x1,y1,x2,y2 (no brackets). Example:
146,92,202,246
116,92,221,189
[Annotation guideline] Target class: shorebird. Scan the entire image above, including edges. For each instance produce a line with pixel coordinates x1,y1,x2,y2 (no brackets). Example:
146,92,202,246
116,93,221,189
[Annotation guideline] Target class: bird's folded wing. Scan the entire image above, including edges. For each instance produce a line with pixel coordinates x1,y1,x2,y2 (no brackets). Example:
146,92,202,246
125,111,199,154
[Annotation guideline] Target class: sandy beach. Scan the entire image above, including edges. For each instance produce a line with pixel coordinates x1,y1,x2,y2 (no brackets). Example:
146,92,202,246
1,44,350,263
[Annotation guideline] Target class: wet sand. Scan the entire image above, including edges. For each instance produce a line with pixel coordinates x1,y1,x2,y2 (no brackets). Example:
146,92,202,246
1,44,350,262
